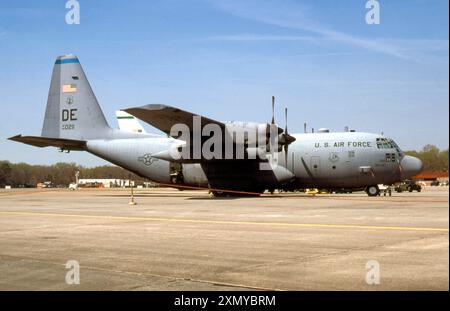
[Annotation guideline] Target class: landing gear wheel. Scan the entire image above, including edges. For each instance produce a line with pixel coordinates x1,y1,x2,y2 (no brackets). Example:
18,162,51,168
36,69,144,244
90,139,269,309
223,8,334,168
366,185,380,197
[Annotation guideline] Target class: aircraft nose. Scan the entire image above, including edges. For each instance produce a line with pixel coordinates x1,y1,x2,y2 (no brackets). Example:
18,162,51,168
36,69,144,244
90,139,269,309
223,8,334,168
401,155,423,179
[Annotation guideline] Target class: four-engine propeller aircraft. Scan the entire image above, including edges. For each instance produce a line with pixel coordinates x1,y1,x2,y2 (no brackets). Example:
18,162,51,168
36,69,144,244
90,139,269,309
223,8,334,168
9,55,423,196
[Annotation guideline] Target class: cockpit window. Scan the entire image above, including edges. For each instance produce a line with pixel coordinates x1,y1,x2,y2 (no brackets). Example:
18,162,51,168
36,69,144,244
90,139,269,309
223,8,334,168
377,137,404,158
376,137,393,149
387,138,404,157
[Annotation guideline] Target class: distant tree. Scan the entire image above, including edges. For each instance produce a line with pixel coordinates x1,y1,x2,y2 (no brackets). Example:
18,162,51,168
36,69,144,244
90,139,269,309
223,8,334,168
0,161,143,187
405,145,449,172
11,164,26,187
51,162,80,185
438,149,449,171
0,161,12,187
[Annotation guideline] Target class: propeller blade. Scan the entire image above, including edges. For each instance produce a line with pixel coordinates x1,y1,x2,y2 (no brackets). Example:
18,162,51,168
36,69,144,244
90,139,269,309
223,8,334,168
284,143,288,166
278,107,296,150
270,98,296,162
396,158,403,178
271,96,275,125
285,107,288,135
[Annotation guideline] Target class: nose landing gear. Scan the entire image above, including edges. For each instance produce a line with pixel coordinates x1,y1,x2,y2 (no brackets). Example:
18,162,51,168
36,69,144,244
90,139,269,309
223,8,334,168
366,185,380,197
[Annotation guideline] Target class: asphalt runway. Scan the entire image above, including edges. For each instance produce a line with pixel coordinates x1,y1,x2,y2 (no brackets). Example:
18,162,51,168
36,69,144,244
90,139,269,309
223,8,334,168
0,187,448,290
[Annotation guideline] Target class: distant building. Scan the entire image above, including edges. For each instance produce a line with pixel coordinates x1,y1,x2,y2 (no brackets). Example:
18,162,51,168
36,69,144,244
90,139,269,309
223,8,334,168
412,172,449,185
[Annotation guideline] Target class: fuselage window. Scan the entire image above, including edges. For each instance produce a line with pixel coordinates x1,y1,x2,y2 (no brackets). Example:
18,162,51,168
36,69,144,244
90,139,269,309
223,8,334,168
391,153,396,162
385,153,396,162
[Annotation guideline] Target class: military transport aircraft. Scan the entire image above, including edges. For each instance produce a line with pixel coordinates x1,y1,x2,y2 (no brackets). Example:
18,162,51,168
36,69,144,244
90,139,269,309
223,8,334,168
9,55,423,196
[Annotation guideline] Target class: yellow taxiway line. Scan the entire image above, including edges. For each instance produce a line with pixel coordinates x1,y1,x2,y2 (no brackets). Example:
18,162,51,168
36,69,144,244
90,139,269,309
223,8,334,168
0,211,448,233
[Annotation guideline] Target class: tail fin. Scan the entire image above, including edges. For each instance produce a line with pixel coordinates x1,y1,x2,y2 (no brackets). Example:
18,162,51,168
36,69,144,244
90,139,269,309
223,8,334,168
41,54,110,140
115,110,147,134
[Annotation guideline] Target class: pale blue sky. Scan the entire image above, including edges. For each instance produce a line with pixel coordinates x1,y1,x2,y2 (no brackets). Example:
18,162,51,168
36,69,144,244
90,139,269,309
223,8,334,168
0,0,448,166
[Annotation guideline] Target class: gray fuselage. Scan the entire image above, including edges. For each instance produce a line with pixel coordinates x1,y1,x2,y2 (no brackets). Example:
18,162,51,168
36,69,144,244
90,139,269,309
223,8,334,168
84,130,422,191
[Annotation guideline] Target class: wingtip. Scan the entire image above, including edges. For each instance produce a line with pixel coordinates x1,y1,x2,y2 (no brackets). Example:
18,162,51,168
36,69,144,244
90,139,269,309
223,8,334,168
8,134,22,141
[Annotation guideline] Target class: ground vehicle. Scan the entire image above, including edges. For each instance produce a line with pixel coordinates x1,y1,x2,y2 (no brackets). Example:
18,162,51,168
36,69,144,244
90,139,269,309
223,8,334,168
395,180,422,193
378,184,393,196
36,181,53,188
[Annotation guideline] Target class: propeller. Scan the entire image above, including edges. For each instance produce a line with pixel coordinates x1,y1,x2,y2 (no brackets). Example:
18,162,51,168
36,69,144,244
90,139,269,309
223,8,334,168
281,107,296,165
268,96,296,166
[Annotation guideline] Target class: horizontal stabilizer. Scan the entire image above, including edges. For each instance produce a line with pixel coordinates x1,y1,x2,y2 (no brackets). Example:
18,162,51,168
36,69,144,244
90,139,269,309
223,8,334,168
8,135,86,150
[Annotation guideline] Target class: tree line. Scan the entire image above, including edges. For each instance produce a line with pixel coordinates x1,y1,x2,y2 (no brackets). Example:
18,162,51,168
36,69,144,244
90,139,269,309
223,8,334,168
0,145,448,187
0,162,146,188
404,145,448,173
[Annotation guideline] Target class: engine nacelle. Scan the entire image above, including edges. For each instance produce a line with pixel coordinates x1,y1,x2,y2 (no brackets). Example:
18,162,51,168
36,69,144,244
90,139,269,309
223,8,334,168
152,121,284,162
224,122,270,146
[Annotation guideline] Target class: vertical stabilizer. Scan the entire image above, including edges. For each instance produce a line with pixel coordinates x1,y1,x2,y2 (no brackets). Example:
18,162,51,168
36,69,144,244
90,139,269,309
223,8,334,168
41,54,110,140
116,110,147,133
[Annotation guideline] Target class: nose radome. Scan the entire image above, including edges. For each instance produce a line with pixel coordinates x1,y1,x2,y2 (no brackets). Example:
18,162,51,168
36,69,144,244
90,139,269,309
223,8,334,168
401,155,423,179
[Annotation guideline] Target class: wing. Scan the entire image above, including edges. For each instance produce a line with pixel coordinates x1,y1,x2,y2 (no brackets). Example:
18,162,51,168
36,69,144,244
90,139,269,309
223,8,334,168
124,104,225,136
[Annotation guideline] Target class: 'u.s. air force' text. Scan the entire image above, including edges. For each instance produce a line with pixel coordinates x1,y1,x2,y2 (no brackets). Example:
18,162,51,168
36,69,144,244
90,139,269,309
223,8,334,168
314,141,372,148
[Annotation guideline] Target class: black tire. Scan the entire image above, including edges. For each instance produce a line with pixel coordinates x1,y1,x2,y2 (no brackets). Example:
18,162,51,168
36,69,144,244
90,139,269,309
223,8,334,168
366,185,380,197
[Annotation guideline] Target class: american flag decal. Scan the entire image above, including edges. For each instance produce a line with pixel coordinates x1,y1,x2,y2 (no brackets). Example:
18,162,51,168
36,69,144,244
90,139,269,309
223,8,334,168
62,84,77,93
